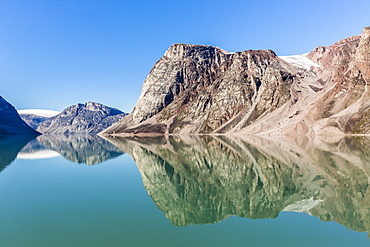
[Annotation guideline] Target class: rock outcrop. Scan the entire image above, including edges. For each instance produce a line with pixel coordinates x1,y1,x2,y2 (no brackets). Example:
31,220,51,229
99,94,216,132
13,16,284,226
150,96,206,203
102,27,370,137
105,135,370,233
37,102,127,134
0,96,40,135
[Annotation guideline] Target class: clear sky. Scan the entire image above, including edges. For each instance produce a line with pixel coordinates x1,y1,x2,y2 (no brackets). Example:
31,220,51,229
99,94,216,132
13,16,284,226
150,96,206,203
1,0,369,112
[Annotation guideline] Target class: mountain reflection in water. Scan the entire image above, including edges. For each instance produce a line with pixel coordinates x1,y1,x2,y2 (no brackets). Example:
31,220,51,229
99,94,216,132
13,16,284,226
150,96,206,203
19,134,124,165
0,135,36,172
105,135,370,234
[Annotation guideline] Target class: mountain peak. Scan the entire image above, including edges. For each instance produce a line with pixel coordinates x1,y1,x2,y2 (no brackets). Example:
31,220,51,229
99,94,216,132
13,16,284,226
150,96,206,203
37,102,127,134
102,27,370,137
163,43,233,60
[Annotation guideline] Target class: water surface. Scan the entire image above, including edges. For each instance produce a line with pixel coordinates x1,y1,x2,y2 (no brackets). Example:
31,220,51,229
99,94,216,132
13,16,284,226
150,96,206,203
0,134,369,246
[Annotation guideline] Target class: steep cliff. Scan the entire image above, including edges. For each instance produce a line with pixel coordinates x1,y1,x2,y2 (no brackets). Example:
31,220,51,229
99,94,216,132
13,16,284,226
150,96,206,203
103,45,299,135
37,102,127,134
0,96,40,135
102,27,370,136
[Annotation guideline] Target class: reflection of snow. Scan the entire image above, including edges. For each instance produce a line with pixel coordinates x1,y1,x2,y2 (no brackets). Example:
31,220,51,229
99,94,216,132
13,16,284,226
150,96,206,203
279,53,321,70
283,198,323,215
17,150,61,159
17,109,60,118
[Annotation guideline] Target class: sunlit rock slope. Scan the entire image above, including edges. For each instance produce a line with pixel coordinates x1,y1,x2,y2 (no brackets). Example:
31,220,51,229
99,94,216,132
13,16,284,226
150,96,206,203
38,102,127,134
102,27,370,137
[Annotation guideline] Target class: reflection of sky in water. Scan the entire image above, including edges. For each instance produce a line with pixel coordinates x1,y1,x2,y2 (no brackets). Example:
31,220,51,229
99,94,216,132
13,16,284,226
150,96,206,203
0,135,369,246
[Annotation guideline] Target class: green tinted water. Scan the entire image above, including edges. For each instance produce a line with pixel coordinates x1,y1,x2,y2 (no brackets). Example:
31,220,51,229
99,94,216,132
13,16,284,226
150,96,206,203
0,135,369,246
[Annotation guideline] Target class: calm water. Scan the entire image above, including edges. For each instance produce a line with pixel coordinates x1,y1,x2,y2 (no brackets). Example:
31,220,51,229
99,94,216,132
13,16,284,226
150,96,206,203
0,134,369,247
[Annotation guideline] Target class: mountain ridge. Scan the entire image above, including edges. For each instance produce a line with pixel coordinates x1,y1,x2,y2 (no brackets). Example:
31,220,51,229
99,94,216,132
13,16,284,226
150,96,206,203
37,102,127,134
102,27,370,137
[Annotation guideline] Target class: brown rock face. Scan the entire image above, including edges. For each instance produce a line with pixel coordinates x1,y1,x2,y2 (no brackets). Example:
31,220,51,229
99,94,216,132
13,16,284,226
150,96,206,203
354,27,370,81
102,27,370,137
302,27,370,136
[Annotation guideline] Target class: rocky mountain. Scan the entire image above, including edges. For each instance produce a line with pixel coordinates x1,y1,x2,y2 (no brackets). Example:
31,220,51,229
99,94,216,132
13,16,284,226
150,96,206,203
37,102,127,134
102,27,370,137
19,114,48,129
0,96,40,135
105,135,370,232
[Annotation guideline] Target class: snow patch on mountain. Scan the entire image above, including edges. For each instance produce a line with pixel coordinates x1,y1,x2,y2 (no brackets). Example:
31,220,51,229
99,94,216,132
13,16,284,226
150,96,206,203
18,109,60,118
279,53,321,70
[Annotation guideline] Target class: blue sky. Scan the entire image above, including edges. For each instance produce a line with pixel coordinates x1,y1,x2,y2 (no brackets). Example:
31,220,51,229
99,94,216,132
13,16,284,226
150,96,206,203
1,0,369,112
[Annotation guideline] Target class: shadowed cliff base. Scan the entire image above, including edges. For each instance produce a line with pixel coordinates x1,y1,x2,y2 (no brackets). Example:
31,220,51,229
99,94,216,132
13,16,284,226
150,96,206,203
103,135,370,235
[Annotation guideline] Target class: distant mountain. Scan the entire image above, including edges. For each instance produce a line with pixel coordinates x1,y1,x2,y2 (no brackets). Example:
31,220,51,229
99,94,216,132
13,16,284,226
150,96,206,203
102,26,370,137
0,96,40,135
18,109,60,129
37,102,127,134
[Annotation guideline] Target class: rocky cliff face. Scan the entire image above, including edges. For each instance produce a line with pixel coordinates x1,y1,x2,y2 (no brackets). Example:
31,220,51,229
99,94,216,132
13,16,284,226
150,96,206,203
102,27,370,137
105,135,370,232
0,96,40,135
37,102,127,134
